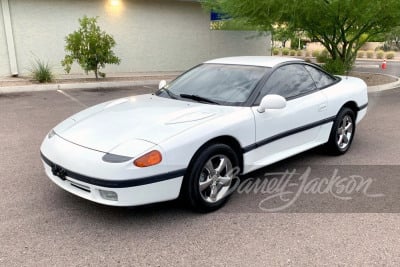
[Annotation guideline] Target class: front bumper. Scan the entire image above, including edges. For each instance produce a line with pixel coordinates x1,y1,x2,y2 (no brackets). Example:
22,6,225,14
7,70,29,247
40,135,185,206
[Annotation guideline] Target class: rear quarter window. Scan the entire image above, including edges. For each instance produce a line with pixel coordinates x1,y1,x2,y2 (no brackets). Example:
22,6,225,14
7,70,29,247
304,65,337,89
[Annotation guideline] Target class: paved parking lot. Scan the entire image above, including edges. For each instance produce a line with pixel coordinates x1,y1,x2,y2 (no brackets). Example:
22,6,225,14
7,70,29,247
0,86,399,266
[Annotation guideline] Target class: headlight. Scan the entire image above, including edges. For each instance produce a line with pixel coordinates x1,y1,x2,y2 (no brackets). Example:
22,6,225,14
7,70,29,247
134,150,162,168
102,153,133,163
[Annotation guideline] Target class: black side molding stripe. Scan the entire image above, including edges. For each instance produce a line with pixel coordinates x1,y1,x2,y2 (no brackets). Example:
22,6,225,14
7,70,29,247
242,116,336,153
40,152,186,188
358,103,368,111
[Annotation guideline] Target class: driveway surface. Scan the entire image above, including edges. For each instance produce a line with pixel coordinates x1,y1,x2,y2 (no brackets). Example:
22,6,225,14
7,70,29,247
354,59,400,77
0,86,399,266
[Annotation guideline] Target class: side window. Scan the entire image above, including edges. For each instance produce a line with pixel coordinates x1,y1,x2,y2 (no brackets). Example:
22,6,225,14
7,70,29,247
304,65,337,89
256,64,317,103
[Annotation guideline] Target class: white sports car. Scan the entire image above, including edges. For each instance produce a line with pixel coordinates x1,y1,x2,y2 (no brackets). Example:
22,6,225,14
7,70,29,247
41,56,368,212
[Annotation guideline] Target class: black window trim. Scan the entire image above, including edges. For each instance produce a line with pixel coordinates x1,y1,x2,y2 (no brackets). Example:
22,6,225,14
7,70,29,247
303,63,341,90
155,61,341,108
250,61,341,106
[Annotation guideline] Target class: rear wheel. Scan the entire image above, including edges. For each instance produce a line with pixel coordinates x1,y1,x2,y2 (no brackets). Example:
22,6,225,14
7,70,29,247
325,107,356,155
182,144,240,212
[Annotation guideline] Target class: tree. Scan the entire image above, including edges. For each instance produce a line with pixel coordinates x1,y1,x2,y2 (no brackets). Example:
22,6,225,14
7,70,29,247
62,16,121,79
203,0,400,72
272,24,295,48
382,26,400,51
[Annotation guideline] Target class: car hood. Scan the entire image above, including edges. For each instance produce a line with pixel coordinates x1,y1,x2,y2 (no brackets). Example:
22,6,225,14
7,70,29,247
53,94,227,156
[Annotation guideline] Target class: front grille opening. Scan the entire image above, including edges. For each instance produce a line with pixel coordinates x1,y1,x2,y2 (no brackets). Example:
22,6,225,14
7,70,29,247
70,181,91,193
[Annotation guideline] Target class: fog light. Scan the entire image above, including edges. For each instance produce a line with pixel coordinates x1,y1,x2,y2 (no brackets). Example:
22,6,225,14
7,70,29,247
99,190,118,201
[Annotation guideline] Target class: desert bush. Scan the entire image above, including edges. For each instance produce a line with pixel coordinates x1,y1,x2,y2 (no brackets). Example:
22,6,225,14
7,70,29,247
311,50,320,57
386,51,395,59
296,50,303,56
323,59,350,75
305,51,311,57
272,48,280,55
366,50,374,58
30,58,53,83
357,50,365,58
282,48,290,56
289,50,297,56
316,50,329,63
376,50,385,59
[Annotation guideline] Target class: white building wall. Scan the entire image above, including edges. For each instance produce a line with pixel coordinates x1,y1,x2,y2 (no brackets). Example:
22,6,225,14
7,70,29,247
0,2,10,75
1,0,270,76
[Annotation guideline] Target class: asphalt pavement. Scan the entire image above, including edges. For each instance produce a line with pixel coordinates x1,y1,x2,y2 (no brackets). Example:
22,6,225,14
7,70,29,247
0,86,399,266
354,59,400,77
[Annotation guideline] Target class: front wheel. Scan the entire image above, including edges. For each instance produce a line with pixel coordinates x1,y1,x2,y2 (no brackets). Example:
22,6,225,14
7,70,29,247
182,144,240,213
325,107,356,155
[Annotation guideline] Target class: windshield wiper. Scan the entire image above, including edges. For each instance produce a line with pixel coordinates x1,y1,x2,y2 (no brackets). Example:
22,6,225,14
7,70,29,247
179,94,220,105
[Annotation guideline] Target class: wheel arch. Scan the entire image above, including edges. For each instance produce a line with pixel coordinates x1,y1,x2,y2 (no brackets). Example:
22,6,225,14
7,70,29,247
341,101,358,113
340,101,358,119
188,135,244,174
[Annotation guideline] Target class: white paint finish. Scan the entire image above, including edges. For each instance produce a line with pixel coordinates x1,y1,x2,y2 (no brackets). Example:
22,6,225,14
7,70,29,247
1,0,269,76
245,91,327,173
0,0,17,75
206,56,302,68
0,3,10,74
324,76,369,118
54,94,234,153
40,58,368,207
43,162,183,206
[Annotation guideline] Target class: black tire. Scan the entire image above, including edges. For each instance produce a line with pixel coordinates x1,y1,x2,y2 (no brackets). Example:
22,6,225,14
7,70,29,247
325,107,356,155
182,143,240,213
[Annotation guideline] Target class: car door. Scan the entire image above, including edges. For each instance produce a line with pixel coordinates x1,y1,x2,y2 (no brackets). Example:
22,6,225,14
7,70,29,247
245,63,327,171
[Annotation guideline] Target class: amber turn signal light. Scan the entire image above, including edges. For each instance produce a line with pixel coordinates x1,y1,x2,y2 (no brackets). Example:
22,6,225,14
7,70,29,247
134,150,162,167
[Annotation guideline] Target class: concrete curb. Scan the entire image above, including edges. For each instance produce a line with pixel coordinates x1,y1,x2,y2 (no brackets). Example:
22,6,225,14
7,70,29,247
368,80,400,92
0,79,162,94
350,71,400,92
1,73,399,94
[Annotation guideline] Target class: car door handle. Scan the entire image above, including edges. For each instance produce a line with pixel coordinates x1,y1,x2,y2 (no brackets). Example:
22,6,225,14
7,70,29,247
319,104,327,112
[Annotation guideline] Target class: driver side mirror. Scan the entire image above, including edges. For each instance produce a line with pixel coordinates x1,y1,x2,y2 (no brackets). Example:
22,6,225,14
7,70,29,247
159,80,167,90
257,94,287,113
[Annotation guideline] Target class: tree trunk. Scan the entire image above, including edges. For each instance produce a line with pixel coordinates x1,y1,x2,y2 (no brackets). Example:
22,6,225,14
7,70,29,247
94,69,98,80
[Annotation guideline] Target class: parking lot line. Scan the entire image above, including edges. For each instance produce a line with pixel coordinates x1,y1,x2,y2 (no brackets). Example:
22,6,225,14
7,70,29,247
57,89,88,108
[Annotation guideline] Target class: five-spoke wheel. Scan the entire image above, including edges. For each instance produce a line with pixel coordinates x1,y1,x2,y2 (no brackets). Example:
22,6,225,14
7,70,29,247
326,107,356,155
198,155,234,203
182,143,239,212
337,114,354,150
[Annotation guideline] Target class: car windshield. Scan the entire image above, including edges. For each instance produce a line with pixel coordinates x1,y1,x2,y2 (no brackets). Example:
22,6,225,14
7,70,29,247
157,63,268,105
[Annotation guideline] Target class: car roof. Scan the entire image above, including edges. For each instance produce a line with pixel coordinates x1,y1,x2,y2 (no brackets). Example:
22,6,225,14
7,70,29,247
205,56,303,68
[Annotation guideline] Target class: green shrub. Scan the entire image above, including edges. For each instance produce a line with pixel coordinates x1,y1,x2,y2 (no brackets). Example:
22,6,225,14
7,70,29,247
272,48,280,55
386,51,395,59
305,51,311,57
311,50,320,57
282,48,290,56
296,50,303,56
323,58,349,75
289,50,297,56
357,50,365,58
376,50,385,59
30,58,53,83
62,16,121,79
366,50,374,58
316,50,329,63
